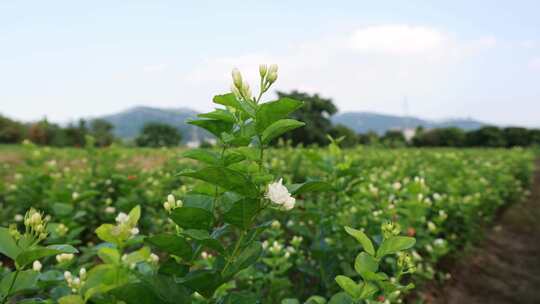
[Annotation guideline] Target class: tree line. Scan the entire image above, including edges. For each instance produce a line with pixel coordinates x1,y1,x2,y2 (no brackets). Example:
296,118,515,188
1,90,539,148
0,116,183,147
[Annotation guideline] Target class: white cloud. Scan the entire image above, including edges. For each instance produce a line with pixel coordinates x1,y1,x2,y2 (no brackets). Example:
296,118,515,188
529,57,540,70
349,25,447,54
182,24,500,118
143,63,168,72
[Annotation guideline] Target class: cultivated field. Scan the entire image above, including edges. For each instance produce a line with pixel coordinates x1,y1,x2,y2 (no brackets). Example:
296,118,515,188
0,144,534,303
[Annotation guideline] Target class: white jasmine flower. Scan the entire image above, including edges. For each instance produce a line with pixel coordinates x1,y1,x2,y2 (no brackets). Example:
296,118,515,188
130,227,140,236
105,206,116,214
14,214,23,222
265,179,295,210
115,212,129,224
32,260,42,272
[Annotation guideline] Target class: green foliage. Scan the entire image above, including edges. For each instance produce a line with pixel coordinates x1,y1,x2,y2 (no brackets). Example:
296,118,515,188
276,90,337,146
135,122,182,147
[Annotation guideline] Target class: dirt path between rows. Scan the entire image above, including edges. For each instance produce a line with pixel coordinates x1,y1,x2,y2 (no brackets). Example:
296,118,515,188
419,159,540,304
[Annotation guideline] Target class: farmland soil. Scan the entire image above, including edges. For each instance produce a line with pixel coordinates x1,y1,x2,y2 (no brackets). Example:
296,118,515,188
418,160,540,304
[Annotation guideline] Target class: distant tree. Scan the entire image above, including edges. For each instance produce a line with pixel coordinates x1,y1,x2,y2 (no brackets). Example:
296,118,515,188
0,115,26,143
90,119,115,147
63,119,88,147
27,118,62,145
328,124,359,148
530,129,540,146
276,90,338,146
135,122,182,147
466,126,506,147
502,127,531,147
413,127,465,147
358,131,380,145
381,130,406,147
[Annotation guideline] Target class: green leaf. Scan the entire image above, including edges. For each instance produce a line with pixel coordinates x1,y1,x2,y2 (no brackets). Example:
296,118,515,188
213,93,242,110
178,269,222,298
376,236,416,258
359,282,378,299
288,180,334,195
179,167,258,197
16,244,78,268
146,234,193,260
344,227,375,256
221,291,260,304
95,223,129,246
354,252,379,278
58,295,85,304
188,119,233,138
108,283,163,304
222,241,263,279
182,194,214,212
138,275,191,304
122,246,151,265
97,247,121,264
223,151,246,166
334,275,362,301
198,109,235,123
170,207,213,230
0,227,21,260
182,149,220,165
127,205,141,226
223,198,259,230
328,292,354,304
261,119,305,144
256,98,303,132
180,229,225,255
281,299,300,304
0,270,39,298
305,295,327,304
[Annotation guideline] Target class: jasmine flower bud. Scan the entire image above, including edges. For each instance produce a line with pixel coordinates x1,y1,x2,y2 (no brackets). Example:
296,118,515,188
32,260,42,272
259,64,268,77
231,68,243,89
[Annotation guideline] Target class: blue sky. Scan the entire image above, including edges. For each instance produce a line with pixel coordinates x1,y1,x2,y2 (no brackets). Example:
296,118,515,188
1,1,539,126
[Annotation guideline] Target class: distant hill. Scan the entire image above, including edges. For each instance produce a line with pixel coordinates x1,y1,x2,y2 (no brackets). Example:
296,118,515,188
99,106,211,143
332,112,485,134
98,106,487,141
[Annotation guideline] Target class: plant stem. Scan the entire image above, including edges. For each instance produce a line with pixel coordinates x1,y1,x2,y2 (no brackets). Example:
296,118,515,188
1,269,20,304
221,231,245,276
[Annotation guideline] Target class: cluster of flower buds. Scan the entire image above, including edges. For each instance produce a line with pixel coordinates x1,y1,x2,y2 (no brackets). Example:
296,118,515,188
231,68,252,100
56,253,75,263
230,64,278,102
64,268,86,293
291,235,303,247
381,222,401,239
163,194,183,213
268,241,283,255
115,212,139,237
259,64,278,90
56,223,69,237
24,208,49,241
397,252,416,274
